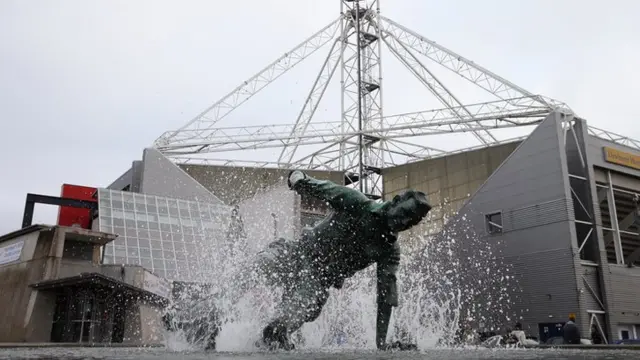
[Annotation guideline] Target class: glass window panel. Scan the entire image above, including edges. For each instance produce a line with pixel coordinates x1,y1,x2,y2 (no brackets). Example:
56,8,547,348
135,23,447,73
97,188,233,281
127,248,139,257
145,196,157,206
134,203,147,213
165,270,177,279
99,216,113,227
139,248,151,258
138,238,150,248
101,225,113,234
152,259,164,269
104,247,113,255
125,238,138,248
98,199,111,208
102,256,114,264
125,228,137,237
114,247,127,257
165,260,177,270
114,256,126,264
124,201,136,213
141,259,152,269
179,209,190,218
155,269,166,278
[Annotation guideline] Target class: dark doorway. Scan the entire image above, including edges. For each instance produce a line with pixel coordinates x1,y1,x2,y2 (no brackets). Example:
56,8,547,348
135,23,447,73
49,287,124,343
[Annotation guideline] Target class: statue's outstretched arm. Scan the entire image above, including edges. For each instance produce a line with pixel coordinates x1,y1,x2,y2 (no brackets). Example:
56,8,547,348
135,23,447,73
288,170,369,211
376,246,400,349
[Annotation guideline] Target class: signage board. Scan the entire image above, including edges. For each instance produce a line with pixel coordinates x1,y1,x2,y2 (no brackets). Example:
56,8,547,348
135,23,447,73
142,270,172,299
603,147,640,171
0,240,24,266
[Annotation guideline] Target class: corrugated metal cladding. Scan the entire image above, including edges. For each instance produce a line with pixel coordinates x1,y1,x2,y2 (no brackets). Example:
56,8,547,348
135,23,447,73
608,267,640,324
504,198,572,232
506,249,580,326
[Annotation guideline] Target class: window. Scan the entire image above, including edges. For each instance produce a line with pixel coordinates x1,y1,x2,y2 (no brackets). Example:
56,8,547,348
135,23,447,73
62,240,94,261
621,330,630,340
485,211,503,235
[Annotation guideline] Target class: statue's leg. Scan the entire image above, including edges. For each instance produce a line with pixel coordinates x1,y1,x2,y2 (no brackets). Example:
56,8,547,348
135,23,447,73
262,276,329,350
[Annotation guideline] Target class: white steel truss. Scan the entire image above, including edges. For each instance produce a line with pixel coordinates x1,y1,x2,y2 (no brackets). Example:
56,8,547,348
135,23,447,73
152,0,634,198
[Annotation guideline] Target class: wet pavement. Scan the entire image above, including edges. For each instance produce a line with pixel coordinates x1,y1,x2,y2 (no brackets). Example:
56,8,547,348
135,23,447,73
0,347,638,360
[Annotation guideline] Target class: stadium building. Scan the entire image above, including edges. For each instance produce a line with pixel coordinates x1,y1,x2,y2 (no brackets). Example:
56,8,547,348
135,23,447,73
2,1,639,346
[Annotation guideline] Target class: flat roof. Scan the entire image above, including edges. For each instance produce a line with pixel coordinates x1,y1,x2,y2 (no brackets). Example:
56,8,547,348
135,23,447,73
61,226,118,246
0,225,118,246
0,224,51,245
30,272,167,303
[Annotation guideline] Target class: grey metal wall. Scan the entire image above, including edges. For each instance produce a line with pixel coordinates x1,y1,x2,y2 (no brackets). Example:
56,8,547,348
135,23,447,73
108,166,133,191
452,112,580,334
139,148,223,204
179,163,343,205
381,141,521,251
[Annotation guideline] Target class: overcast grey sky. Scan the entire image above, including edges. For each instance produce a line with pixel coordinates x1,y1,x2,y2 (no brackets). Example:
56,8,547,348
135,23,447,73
1,0,638,235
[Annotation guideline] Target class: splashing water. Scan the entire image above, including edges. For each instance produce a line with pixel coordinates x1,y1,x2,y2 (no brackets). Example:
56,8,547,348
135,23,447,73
163,189,520,352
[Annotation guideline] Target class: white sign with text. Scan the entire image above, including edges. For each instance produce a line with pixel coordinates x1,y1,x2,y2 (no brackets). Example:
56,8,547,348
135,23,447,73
0,240,24,266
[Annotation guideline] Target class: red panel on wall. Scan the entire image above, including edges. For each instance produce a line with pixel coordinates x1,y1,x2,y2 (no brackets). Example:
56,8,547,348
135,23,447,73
57,184,97,229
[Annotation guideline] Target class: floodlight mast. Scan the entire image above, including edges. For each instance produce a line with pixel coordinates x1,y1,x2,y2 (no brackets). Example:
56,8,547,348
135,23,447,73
153,0,585,200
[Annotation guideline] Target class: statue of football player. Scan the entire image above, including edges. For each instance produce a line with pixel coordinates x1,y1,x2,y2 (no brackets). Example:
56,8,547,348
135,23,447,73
254,170,432,350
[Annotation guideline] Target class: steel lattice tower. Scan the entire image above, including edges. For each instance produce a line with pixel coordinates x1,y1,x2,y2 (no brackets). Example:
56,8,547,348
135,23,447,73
152,1,637,198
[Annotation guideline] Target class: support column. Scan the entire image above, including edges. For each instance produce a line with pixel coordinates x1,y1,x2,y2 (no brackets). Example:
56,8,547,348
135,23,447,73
606,170,625,265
